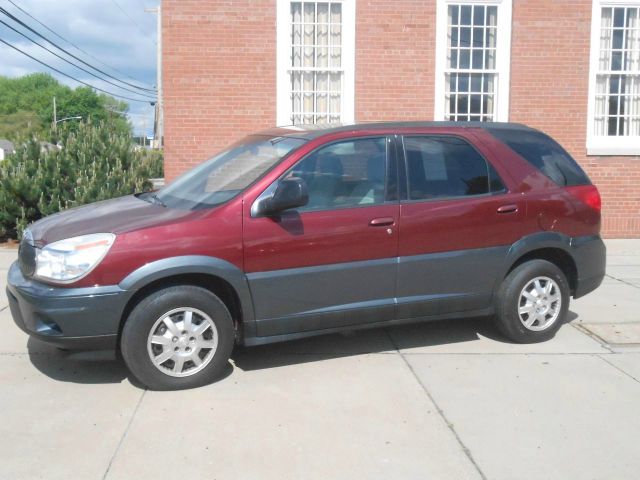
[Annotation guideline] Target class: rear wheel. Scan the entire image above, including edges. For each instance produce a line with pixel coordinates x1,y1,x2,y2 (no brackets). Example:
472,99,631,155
494,259,570,343
121,285,234,390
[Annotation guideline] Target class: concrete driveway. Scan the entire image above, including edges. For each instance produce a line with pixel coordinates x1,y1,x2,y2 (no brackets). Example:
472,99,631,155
1,241,639,480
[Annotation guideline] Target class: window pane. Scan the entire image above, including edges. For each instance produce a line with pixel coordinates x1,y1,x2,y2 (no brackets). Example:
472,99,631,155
317,2,329,23
291,2,302,22
330,2,341,23
473,5,485,26
461,5,472,25
289,138,388,211
449,5,459,25
404,136,490,200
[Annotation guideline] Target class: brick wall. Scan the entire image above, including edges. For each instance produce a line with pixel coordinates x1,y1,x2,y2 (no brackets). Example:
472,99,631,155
355,0,436,121
162,0,277,181
163,0,640,237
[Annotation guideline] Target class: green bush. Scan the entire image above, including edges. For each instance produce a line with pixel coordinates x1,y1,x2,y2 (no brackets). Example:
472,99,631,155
0,121,163,240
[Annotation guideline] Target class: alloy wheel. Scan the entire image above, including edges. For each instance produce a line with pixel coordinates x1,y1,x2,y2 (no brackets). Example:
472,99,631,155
146,307,218,377
517,276,562,331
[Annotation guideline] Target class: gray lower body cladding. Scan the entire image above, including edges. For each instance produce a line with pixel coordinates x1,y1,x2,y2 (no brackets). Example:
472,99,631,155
5,234,606,350
6,262,129,350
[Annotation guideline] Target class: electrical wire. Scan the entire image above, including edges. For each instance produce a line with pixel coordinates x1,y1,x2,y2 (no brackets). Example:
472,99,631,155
110,0,156,43
0,6,157,94
0,18,156,100
4,0,155,89
0,37,155,104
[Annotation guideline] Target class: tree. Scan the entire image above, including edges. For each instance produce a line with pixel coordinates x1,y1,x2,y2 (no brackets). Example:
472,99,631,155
0,120,163,240
0,73,132,140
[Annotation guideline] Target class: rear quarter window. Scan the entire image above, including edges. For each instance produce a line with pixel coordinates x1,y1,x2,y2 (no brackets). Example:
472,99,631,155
489,128,591,186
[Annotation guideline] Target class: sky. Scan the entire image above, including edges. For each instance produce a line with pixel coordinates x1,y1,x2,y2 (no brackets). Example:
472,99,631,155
0,0,158,136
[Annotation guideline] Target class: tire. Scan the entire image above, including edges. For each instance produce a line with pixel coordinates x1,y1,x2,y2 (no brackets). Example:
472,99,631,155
494,259,570,344
121,285,235,390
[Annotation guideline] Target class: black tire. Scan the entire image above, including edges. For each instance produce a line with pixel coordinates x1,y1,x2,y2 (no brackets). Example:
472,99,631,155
121,285,235,390
494,259,570,343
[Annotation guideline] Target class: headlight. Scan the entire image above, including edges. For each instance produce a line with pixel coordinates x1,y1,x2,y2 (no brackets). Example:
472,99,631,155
36,233,115,283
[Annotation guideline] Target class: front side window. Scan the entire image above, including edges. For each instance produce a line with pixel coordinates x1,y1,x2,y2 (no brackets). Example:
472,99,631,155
284,137,388,211
153,136,306,210
434,1,512,122
276,0,355,126
587,2,640,154
403,136,503,200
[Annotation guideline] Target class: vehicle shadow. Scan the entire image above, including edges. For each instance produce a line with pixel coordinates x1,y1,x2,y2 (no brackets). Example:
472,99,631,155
232,316,504,371
27,338,129,385
26,312,579,386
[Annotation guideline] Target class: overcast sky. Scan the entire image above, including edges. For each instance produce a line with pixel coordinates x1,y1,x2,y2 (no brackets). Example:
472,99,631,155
0,0,158,136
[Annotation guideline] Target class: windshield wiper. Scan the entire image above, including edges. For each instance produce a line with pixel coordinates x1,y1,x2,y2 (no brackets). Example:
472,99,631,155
148,192,166,207
138,191,166,207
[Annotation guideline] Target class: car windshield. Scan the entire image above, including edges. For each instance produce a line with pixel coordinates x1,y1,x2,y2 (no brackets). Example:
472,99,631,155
149,135,306,210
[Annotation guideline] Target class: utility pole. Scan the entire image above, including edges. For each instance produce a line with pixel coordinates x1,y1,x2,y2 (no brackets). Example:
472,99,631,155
52,96,57,131
145,5,162,149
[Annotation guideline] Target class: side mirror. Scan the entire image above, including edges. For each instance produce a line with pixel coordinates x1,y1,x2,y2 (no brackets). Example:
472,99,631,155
252,177,309,217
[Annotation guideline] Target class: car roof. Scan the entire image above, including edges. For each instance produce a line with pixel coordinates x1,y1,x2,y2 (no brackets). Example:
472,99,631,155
255,121,537,140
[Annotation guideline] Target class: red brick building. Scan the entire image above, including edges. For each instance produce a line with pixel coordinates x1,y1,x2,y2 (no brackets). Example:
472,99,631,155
162,0,640,237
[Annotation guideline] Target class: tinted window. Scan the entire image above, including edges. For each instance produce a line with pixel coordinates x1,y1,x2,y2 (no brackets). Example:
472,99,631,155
285,137,388,211
404,136,499,200
489,128,590,186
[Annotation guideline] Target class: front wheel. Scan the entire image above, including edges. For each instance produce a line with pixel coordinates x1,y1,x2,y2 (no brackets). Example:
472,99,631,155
121,285,235,390
494,259,570,343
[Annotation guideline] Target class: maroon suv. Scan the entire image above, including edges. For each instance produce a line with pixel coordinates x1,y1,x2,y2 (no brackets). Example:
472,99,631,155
7,122,605,390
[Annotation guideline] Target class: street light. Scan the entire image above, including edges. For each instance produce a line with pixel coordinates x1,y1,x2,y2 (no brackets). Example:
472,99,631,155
55,116,82,124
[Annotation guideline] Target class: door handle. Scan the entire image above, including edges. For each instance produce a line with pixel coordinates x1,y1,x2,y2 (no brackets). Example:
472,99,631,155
497,204,518,214
369,217,395,227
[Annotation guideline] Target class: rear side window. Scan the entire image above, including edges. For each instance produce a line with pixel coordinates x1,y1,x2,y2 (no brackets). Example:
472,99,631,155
489,128,590,186
403,136,504,200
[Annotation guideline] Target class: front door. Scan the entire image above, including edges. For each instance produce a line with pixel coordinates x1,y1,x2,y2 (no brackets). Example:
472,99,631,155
243,136,399,337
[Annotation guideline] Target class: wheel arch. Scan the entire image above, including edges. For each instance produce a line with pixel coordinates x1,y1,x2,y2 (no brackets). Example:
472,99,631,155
117,256,256,346
501,233,578,295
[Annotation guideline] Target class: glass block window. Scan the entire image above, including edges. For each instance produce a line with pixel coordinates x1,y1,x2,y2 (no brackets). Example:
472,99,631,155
594,6,640,137
289,1,343,124
445,4,498,121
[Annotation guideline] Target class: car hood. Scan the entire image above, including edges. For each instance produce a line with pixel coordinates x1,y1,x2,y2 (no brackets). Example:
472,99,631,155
27,194,195,246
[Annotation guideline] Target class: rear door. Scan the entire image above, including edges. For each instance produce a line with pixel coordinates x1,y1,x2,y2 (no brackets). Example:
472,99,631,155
243,135,400,337
396,133,526,319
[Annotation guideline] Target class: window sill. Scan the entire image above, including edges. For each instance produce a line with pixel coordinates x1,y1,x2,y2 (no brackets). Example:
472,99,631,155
587,138,640,157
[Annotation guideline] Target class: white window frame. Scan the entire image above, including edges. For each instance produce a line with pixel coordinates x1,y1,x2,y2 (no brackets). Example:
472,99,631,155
587,0,640,155
434,0,512,122
276,0,355,126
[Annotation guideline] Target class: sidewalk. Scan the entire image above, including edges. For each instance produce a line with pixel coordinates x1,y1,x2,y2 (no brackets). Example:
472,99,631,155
0,240,638,480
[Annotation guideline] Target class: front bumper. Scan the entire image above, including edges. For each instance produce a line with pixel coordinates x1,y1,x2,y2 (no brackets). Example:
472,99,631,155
6,262,130,350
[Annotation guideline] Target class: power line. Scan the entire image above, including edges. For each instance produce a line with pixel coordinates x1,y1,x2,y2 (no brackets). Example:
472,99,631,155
4,0,155,89
0,6,157,94
0,18,156,100
0,38,155,104
110,0,156,43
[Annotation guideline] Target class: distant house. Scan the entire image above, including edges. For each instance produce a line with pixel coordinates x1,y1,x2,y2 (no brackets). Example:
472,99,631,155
0,139,15,160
